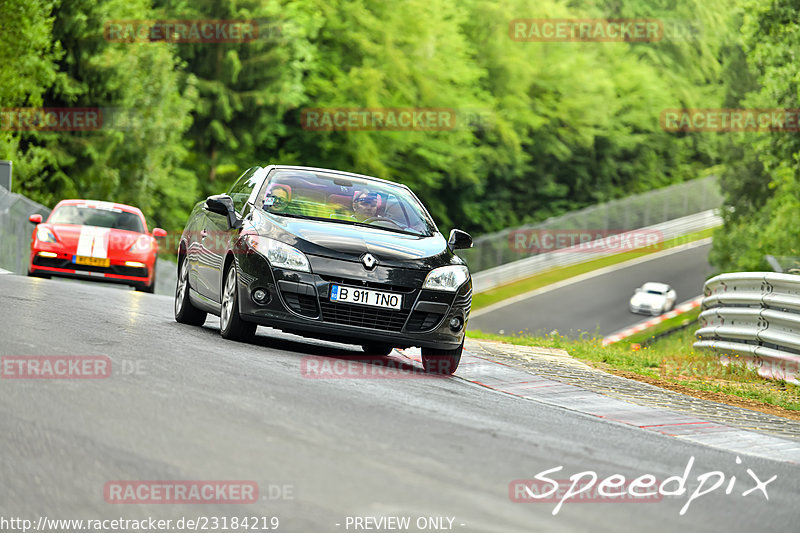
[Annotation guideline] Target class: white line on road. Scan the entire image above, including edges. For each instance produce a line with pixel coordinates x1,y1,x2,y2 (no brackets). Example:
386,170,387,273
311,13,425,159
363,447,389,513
469,238,712,319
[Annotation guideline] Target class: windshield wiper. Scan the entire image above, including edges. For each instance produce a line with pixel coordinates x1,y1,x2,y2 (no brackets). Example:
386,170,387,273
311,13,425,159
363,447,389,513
346,220,423,236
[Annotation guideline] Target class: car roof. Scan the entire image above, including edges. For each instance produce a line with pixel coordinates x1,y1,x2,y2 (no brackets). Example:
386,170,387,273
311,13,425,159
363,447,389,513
641,282,670,292
55,199,144,216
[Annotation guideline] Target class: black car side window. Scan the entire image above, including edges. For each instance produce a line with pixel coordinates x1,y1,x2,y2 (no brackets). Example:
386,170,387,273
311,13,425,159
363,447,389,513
228,167,262,214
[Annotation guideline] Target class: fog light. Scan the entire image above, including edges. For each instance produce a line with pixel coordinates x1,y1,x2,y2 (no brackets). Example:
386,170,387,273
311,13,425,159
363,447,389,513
449,316,463,332
124,261,146,268
38,251,57,258
252,288,270,304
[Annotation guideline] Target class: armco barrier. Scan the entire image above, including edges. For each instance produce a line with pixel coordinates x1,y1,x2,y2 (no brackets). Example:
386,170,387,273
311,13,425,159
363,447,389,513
471,209,721,294
460,175,722,273
0,185,177,296
694,272,800,385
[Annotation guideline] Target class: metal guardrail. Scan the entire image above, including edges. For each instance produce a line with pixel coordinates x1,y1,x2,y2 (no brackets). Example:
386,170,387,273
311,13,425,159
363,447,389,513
460,175,722,272
471,209,721,294
0,185,177,296
694,272,800,385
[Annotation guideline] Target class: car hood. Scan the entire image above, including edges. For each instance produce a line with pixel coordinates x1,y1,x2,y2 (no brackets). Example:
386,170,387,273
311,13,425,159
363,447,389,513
45,224,147,257
630,292,667,307
249,211,455,270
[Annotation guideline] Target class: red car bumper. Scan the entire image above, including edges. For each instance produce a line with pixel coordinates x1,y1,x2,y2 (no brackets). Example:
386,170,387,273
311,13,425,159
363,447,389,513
29,249,155,288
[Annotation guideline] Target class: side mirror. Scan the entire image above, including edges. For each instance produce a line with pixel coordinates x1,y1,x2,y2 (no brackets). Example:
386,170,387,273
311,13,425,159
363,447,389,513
204,194,241,229
448,229,473,251
152,228,167,238
29,214,42,224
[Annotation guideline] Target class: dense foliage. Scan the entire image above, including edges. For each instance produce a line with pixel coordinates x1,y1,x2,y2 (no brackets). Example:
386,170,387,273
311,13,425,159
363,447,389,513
0,0,795,263
709,0,800,271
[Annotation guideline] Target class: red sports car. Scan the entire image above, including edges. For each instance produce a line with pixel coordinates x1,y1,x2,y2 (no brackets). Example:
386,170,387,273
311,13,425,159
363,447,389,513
28,199,167,293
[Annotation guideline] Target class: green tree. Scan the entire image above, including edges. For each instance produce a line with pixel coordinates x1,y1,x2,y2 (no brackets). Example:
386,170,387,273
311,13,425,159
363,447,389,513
710,0,800,271
154,0,320,197
6,0,196,230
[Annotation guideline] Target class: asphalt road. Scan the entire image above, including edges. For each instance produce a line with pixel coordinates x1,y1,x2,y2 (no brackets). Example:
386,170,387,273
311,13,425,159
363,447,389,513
1,273,798,532
468,242,714,339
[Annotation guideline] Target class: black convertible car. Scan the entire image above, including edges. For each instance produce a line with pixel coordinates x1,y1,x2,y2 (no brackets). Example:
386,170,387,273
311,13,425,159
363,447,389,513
174,165,473,374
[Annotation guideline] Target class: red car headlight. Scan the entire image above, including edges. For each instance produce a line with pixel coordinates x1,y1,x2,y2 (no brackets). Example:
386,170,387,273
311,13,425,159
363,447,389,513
36,226,58,244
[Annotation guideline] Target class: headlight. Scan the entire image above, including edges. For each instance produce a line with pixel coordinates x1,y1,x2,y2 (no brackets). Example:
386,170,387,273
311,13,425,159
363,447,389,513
36,226,57,243
128,235,152,253
245,235,311,272
423,265,469,292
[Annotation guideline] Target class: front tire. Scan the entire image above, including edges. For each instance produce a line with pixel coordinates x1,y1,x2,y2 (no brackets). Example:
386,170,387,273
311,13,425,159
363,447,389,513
174,256,207,326
421,341,463,375
220,262,256,342
136,270,156,294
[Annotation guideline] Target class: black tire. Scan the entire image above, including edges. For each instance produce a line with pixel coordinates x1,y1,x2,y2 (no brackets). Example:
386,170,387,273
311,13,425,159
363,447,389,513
220,262,256,342
421,341,463,375
362,342,394,356
174,255,207,326
136,270,156,294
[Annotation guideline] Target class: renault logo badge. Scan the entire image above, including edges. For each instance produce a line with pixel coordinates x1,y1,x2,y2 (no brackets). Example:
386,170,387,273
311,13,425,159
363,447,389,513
361,253,377,270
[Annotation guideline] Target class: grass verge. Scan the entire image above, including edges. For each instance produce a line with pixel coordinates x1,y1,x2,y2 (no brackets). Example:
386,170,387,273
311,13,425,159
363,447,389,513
471,227,715,311
466,324,800,418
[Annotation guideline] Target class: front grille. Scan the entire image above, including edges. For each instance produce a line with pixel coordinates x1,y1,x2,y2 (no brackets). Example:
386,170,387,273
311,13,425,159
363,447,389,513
319,299,410,332
321,275,415,294
114,265,148,277
283,292,319,318
32,256,66,269
406,311,444,332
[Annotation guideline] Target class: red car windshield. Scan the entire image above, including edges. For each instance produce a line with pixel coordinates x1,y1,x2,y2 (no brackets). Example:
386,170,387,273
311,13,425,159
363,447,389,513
49,205,145,233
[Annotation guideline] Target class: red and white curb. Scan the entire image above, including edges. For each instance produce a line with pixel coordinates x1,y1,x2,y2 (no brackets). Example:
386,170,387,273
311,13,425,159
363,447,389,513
398,345,800,463
602,295,703,346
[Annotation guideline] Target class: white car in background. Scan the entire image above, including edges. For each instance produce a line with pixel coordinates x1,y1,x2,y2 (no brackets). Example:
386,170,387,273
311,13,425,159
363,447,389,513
629,282,677,316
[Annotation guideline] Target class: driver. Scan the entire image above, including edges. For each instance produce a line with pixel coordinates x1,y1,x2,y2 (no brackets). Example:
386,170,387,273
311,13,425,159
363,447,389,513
352,191,380,221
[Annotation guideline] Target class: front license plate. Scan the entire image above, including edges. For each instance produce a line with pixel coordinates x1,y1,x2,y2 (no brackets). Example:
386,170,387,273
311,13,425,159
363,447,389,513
330,285,401,310
73,255,110,267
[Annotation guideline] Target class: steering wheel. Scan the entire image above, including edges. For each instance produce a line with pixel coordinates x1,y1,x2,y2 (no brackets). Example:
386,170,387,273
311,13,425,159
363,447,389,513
362,216,404,229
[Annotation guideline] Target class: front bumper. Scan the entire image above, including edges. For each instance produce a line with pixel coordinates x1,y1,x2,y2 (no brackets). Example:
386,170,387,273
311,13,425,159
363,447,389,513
630,303,661,316
236,252,471,350
29,250,152,287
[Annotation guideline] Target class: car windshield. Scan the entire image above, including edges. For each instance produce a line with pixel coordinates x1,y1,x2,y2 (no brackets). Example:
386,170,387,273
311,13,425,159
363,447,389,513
646,289,666,295
260,170,436,236
49,205,145,233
